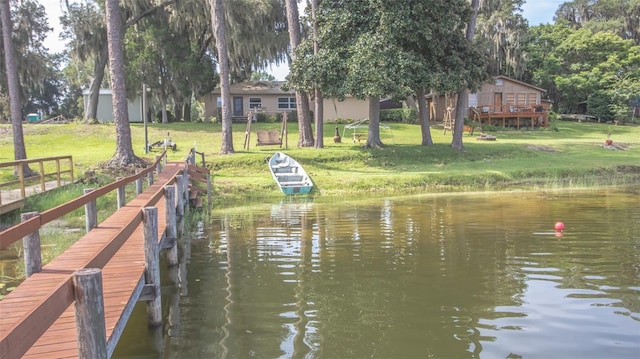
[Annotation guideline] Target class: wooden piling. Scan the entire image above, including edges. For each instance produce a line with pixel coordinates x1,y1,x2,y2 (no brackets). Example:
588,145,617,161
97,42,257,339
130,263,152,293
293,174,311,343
207,173,212,213
116,177,125,209
175,175,184,221
73,268,108,359
84,188,97,232
182,168,189,215
142,207,162,326
164,185,178,266
21,212,42,277
147,170,154,186
136,171,143,195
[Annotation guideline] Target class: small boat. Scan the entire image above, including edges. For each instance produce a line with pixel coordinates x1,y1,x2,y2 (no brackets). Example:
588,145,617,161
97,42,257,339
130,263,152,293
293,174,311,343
268,152,313,195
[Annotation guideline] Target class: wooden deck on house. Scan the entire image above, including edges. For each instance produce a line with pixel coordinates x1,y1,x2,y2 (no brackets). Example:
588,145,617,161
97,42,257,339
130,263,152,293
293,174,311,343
472,105,549,129
0,160,199,358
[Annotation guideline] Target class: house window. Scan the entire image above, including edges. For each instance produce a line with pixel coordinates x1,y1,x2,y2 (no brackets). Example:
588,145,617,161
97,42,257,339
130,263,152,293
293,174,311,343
468,93,478,107
216,97,222,107
496,78,503,86
249,97,262,109
527,93,537,104
278,97,296,109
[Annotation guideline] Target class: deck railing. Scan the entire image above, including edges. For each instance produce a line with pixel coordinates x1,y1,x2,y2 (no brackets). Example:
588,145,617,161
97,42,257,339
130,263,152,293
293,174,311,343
475,104,547,114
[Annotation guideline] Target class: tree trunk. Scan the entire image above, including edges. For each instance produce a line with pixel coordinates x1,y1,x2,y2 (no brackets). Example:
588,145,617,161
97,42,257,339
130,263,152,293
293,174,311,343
211,0,234,154
364,95,384,149
297,91,314,147
183,101,191,122
285,0,314,147
314,89,324,148
405,95,417,112
452,0,480,150
1,0,35,176
417,89,433,146
104,0,145,167
312,0,323,149
85,46,108,122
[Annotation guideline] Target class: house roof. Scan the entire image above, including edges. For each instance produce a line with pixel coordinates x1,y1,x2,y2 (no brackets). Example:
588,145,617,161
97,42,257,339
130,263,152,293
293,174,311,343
210,81,294,96
495,75,546,93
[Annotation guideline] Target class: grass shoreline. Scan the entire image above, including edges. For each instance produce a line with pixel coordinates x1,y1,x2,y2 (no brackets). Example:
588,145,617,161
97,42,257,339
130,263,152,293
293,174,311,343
1,120,639,208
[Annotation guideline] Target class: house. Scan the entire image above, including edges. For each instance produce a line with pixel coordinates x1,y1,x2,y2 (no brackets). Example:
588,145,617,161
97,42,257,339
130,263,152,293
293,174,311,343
427,76,549,128
201,81,369,122
82,89,143,123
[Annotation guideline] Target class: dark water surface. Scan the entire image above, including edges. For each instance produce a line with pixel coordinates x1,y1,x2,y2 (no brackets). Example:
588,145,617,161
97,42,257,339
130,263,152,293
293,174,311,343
114,187,640,359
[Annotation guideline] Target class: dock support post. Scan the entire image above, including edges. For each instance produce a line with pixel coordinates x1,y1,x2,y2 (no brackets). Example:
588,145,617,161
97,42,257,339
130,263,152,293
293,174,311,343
182,168,189,215
143,207,162,326
207,173,212,213
164,185,178,266
21,212,42,277
84,188,97,232
190,149,196,166
73,268,108,359
116,177,125,209
156,156,162,175
147,170,154,186
136,170,143,195
175,175,184,221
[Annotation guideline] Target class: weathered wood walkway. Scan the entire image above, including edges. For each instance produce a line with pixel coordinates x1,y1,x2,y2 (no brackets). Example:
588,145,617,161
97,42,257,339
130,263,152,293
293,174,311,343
0,156,209,358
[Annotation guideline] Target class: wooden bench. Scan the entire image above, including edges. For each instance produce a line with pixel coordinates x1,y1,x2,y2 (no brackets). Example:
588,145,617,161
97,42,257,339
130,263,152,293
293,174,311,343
256,130,282,147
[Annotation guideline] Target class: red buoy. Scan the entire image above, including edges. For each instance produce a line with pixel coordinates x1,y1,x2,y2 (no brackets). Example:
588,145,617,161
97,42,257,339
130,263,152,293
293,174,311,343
554,221,565,232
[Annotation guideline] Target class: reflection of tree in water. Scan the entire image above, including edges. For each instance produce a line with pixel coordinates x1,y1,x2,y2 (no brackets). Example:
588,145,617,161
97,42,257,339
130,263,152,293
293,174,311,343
183,191,639,358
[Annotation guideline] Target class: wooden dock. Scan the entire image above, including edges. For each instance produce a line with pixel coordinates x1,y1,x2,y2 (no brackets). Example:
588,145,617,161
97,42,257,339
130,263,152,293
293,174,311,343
0,153,209,358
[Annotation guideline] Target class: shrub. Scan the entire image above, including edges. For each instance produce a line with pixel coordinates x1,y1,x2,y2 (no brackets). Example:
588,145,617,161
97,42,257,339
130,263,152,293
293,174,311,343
380,108,417,123
155,110,175,123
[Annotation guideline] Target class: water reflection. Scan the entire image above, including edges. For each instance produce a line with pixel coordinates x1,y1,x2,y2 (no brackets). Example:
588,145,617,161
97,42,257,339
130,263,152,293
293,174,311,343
113,187,640,359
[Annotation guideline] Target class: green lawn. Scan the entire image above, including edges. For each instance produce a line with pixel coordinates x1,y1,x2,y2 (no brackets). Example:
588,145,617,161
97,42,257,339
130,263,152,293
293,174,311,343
1,119,638,205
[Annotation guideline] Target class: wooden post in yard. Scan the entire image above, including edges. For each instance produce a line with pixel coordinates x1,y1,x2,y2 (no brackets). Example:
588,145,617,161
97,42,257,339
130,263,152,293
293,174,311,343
116,177,126,209
164,185,178,266
84,189,97,232
143,207,162,326
21,212,42,277
73,268,108,359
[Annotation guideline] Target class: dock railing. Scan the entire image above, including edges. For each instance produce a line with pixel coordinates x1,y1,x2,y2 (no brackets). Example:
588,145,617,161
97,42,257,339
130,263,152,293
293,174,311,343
0,149,204,358
0,151,166,250
0,155,74,206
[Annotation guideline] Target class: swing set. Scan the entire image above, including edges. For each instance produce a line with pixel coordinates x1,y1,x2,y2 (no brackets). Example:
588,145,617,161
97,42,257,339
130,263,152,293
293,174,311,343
243,111,288,150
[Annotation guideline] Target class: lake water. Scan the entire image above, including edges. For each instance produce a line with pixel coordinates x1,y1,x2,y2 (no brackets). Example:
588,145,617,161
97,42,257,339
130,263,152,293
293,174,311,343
114,187,640,358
